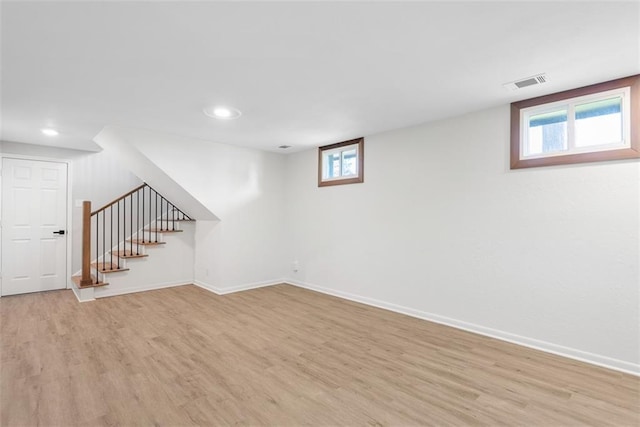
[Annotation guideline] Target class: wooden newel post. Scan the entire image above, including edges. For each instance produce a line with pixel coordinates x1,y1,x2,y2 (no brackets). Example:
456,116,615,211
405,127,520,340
80,201,93,287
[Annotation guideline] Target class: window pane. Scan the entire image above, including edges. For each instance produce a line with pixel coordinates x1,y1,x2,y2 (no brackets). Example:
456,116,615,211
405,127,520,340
527,109,567,155
318,138,364,186
331,153,341,177
341,149,357,176
323,152,342,179
575,97,622,147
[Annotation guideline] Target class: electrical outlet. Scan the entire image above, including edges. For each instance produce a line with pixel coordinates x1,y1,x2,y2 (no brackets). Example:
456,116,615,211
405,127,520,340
292,260,299,273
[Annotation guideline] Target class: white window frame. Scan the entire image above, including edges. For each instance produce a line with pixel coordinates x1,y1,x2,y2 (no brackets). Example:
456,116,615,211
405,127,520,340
510,74,639,169
318,138,364,187
520,87,631,160
321,145,359,182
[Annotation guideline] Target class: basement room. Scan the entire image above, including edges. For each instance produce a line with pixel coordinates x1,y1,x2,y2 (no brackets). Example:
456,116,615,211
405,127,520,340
0,1,638,425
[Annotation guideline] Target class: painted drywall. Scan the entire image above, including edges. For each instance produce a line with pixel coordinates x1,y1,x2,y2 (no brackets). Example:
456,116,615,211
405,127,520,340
144,139,286,292
94,127,217,221
94,128,287,291
70,150,143,274
0,142,142,289
71,149,142,211
0,141,89,160
284,105,640,373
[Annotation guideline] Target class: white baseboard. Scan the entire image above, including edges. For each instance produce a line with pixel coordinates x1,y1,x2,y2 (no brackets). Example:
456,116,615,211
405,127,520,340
70,283,95,302
94,280,192,298
193,278,285,295
69,271,639,376
285,278,640,377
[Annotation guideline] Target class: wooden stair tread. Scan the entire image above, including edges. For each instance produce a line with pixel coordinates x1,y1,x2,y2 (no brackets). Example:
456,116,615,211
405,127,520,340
111,250,149,259
127,239,166,246
91,262,130,273
145,228,183,233
71,275,109,288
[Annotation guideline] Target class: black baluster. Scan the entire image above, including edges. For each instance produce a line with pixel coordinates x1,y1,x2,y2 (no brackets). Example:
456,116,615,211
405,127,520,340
148,186,151,244
117,201,120,269
136,190,140,254
110,205,113,270
155,190,158,243
142,186,146,244
102,211,105,273
164,197,167,231
123,197,127,259
129,194,133,255
95,214,98,284
160,196,165,231
125,195,128,256
140,186,143,244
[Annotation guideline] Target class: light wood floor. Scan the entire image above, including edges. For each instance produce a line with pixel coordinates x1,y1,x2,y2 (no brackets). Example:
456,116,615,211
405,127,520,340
1,284,638,426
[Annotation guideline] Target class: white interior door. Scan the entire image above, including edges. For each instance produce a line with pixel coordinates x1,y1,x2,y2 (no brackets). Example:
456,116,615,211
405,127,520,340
1,158,68,296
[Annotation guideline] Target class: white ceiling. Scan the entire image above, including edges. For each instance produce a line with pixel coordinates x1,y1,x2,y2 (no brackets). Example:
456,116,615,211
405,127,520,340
1,1,638,153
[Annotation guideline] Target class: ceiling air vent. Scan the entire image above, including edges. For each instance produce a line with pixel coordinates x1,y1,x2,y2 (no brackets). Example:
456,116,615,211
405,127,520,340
503,73,547,91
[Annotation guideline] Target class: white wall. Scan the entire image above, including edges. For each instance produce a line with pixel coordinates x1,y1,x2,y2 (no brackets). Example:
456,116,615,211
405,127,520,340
99,130,287,292
71,149,142,213
0,141,90,160
94,127,217,221
70,149,143,273
284,105,640,374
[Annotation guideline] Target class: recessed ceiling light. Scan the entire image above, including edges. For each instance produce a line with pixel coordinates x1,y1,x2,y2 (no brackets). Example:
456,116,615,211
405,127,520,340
203,105,242,120
278,145,292,149
41,128,59,136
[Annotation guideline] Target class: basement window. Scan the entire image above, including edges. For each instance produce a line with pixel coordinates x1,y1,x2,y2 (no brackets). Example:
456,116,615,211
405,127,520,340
318,138,364,187
510,75,639,169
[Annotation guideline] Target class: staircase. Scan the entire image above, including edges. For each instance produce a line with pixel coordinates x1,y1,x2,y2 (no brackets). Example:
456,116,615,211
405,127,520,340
72,183,194,291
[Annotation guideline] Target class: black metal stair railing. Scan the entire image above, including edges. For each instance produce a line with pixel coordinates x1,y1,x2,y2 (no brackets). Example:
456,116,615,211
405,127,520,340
88,183,192,284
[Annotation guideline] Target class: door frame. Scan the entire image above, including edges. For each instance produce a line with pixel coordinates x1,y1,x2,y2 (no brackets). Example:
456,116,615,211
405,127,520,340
0,154,74,297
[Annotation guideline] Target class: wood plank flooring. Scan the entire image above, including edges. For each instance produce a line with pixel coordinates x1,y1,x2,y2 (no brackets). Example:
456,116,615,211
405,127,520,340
1,284,638,426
